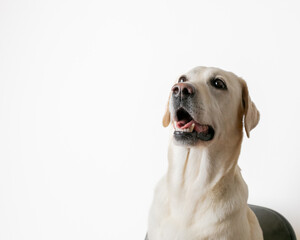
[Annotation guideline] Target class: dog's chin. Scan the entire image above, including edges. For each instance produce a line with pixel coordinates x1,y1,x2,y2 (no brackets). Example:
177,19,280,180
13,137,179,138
173,127,215,146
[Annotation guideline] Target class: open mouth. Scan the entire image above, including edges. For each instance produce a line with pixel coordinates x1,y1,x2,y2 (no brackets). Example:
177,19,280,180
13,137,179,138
173,108,214,143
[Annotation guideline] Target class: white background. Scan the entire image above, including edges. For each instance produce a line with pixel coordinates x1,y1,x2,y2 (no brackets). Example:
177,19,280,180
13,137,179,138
1,0,300,239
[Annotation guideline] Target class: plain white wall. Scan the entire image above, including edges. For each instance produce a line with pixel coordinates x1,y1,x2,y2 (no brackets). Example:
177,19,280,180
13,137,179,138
1,0,300,239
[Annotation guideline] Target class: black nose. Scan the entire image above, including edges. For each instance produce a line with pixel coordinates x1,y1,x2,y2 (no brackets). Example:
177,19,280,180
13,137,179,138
171,83,195,99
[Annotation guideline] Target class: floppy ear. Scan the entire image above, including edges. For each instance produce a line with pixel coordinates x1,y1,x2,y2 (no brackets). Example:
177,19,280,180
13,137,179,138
241,80,260,138
162,92,171,127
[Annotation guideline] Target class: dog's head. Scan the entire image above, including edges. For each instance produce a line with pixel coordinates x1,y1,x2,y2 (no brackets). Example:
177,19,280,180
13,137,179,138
162,66,260,146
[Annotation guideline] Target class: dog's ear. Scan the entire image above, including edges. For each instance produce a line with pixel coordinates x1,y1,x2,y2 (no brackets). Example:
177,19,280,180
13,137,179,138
162,92,171,127
241,79,260,138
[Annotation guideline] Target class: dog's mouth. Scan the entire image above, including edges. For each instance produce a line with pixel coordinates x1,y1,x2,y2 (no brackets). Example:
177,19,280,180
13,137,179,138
173,108,214,143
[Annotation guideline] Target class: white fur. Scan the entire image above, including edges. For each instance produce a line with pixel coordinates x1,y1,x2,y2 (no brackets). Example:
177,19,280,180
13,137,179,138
147,67,263,240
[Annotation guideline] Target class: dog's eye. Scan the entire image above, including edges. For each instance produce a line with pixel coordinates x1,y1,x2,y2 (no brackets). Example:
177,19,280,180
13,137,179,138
178,76,187,83
211,78,227,90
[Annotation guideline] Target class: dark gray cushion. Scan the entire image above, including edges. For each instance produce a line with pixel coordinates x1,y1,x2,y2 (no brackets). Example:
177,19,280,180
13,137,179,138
249,205,297,240
145,205,297,240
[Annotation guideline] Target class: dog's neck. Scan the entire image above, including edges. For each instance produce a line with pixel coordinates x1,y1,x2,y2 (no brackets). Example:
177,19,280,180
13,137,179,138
165,133,245,223
167,132,244,198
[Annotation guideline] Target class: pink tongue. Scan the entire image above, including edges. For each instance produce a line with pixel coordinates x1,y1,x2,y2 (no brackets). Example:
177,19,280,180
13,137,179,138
176,120,209,133
177,120,194,129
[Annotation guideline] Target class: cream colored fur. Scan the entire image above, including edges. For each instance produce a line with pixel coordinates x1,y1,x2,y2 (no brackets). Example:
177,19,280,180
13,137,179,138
147,67,263,240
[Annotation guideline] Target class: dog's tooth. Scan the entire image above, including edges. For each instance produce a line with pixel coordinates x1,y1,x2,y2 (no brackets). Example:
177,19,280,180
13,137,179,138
190,123,195,132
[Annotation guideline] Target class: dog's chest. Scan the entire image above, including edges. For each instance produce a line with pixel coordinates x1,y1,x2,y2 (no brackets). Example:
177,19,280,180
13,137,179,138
148,205,225,240
148,178,225,240
148,173,248,240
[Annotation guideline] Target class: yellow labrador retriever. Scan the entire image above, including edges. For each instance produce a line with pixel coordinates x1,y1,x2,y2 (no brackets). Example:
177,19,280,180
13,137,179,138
147,67,263,240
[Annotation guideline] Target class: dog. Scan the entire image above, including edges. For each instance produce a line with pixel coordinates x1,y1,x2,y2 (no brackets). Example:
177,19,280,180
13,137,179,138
147,67,263,240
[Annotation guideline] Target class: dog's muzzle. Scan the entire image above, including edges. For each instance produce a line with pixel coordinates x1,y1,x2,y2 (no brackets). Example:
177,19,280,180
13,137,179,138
171,83,215,145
